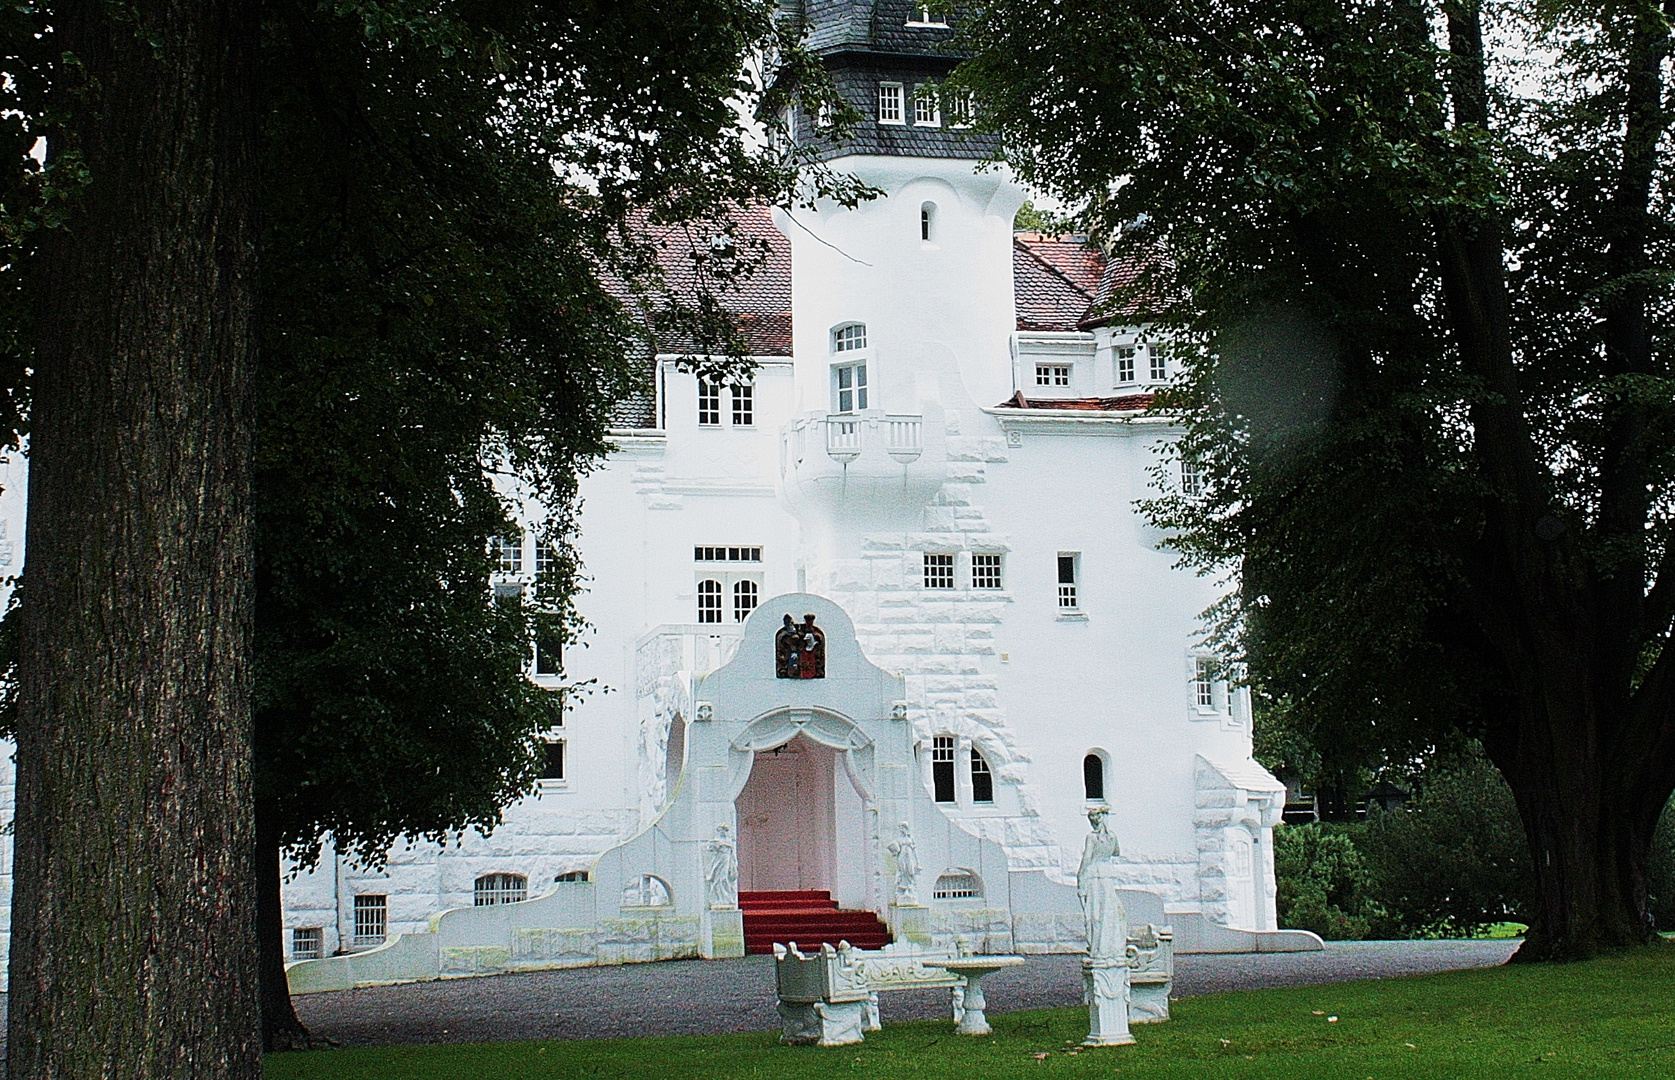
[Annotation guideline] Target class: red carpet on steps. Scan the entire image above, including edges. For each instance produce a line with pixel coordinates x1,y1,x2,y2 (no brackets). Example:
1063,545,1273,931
739,890,892,954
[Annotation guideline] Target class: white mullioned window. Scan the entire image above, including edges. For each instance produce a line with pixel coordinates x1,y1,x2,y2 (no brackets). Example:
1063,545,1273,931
914,87,940,126
698,579,723,623
971,552,1003,589
1194,657,1217,708
534,539,559,577
733,579,759,622
1036,363,1071,387
496,533,523,574
474,873,529,907
352,895,387,947
910,4,947,26
731,382,754,426
931,735,956,802
923,552,955,589
1058,553,1079,609
1150,344,1168,382
1116,345,1137,384
948,91,974,128
834,362,868,413
1181,457,1204,497
698,379,722,426
833,322,867,352
878,82,904,124
970,749,994,803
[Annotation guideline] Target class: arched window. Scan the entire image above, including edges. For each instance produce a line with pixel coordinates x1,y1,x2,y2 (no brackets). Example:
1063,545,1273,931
920,201,936,242
697,579,722,623
832,322,867,353
1084,753,1105,802
932,871,982,899
970,748,994,803
622,874,673,907
474,872,528,906
733,579,759,622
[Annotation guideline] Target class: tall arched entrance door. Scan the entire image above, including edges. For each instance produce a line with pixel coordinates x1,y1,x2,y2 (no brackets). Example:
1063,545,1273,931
735,735,835,893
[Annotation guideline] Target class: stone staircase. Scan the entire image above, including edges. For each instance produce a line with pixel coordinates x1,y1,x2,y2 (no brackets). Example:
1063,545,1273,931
740,890,892,954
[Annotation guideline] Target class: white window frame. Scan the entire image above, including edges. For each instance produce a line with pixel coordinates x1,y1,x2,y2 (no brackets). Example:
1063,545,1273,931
474,872,529,907
833,361,869,413
1116,344,1138,385
907,4,948,26
352,894,387,948
1036,363,1071,387
913,87,940,127
697,578,723,623
878,82,905,125
1192,655,1222,713
832,322,867,352
1150,345,1169,382
971,552,1003,590
1057,552,1081,611
730,382,754,427
923,552,955,589
969,748,994,804
698,378,722,426
540,737,566,784
1181,457,1204,498
733,578,759,623
948,91,974,128
496,533,524,575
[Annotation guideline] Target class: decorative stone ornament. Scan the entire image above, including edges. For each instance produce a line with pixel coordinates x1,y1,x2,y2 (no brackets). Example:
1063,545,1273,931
886,821,921,906
890,701,909,721
705,824,738,910
695,701,714,722
774,613,826,678
1078,804,1135,1046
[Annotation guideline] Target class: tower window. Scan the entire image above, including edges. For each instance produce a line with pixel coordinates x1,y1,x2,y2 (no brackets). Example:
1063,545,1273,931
914,89,940,127
352,895,387,947
699,379,722,426
834,362,868,413
878,82,904,125
931,735,956,802
972,553,1003,589
1058,553,1080,609
970,749,994,803
1116,346,1137,384
1195,657,1217,708
534,636,562,676
923,552,955,589
1084,754,1105,801
921,202,935,241
534,540,560,577
542,738,566,780
698,579,723,623
733,579,759,622
474,873,528,907
731,382,754,426
833,323,867,352
1036,363,1071,386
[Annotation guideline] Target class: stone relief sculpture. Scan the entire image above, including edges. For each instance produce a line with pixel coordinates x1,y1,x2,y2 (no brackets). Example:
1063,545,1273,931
886,820,921,906
775,613,826,679
705,823,739,910
1078,804,1135,1046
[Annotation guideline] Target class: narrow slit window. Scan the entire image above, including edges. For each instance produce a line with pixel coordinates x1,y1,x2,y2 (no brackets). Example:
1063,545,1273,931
931,735,956,802
970,749,994,803
1084,754,1105,801
921,202,935,241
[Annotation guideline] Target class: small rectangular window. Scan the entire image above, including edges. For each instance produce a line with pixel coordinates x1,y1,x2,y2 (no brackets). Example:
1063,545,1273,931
694,546,763,562
923,552,955,589
1036,363,1071,387
970,749,994,803
496,534,523,574
731,383,754,426
834,362,868,413
971,553,1003,589
1150,345,1168,382
914,88,940,126
948,91,974,128
291,927,323,961
542,738,566,780
534,636,562,677
931,735,956,802
1181,458,1203,497
534,540,559,578
698,380,722,426
352,895,387,947
878,82,904,124
1116,346,1137,384
1195,657,1217,709
910,4,947,25
1058,553,1079,609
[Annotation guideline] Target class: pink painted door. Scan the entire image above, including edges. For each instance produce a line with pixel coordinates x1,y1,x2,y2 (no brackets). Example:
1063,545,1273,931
737,736,834,892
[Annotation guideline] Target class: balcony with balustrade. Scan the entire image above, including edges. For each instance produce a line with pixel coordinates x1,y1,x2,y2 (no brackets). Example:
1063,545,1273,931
780,410,945,521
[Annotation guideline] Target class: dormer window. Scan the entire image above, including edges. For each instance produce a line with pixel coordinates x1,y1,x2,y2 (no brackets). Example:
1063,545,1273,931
878,82,904,125
948,91,974,128
1150,343,1169,381
914,88,940,127
908,4,948,26
1116,344,1138,385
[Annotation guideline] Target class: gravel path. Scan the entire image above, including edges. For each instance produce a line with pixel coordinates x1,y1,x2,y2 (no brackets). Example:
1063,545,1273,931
287,939,1519,1048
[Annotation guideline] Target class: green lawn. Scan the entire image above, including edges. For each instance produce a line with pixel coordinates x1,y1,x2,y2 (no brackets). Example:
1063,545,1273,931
265,946,1675,1080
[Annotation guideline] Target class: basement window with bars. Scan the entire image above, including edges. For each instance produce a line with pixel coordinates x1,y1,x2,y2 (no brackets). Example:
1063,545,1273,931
474,873,529,906
933,872,982,900
291,927,323,961
931,736,956,802
923,552,955,589
970,748,994,803
352,895,387,947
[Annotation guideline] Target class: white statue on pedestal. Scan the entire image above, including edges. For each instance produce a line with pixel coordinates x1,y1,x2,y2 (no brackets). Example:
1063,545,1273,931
1078,804,1135,1046
706,824,738,909
886,821,921,906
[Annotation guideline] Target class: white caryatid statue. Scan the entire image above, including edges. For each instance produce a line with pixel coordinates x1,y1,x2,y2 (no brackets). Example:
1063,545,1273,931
1078,804,1135,1046
886,821,921,906
706,823,739,909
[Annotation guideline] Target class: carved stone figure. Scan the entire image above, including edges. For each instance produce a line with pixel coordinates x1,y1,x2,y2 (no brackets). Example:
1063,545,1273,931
1078,804,1135,1046
886,820,921,906
775,613,826,679
705,824,739,909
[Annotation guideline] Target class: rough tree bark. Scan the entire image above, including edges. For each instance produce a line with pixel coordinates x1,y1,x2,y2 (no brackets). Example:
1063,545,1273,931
1436,0,1675,960
5,0,262,1073
257,802,313,1051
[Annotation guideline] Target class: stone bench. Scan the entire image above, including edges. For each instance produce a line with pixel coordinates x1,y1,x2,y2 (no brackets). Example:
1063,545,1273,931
773,940,974,1046
1125,923,1174,1023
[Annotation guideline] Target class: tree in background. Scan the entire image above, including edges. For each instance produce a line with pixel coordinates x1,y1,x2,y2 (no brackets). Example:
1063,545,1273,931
959,0,1675,958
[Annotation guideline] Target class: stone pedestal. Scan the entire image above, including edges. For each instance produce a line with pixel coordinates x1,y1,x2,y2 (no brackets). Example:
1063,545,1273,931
704,908,744,958
1082,958,1136,1046
777,1000,866,1046
888,903,931,946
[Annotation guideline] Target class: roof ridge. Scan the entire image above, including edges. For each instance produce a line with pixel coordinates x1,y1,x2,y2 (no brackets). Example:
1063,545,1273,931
1013,235,1096,303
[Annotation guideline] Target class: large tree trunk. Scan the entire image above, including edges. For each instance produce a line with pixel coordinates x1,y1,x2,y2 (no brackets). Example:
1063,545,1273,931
5,0,262,1073
258,802,313,1051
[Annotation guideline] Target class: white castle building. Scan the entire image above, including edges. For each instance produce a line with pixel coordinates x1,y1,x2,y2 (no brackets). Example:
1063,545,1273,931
0,1,1318,983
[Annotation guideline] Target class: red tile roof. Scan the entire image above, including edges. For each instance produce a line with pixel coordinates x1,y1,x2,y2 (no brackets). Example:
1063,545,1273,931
994,390,1156,412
